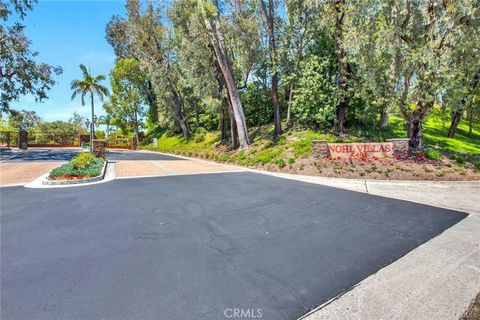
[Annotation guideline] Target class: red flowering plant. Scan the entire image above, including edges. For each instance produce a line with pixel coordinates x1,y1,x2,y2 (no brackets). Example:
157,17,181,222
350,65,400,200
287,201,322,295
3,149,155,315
414,153,427,161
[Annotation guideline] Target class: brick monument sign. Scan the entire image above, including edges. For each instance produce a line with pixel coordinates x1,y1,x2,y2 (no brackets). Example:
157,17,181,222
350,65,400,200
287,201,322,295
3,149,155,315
313,138,409,159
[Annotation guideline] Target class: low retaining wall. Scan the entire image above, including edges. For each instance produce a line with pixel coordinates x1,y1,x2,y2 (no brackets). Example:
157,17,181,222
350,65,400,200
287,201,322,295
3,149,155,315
386,138,410,157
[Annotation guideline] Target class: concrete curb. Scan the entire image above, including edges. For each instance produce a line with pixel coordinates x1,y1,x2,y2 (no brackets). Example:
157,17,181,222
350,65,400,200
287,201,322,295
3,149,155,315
24,161,116,189
42,160,107,185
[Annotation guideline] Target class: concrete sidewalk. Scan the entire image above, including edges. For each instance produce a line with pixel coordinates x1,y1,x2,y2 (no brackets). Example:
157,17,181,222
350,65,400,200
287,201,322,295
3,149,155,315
251,170,480,215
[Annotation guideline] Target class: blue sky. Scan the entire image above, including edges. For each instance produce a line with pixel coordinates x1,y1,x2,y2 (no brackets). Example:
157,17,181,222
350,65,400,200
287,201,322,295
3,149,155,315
11,0,126,121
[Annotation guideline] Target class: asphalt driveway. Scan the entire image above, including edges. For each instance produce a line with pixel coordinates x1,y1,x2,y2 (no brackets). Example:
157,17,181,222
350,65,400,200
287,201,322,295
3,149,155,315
2,149,79,162
106,150,184,161
0,172,467,320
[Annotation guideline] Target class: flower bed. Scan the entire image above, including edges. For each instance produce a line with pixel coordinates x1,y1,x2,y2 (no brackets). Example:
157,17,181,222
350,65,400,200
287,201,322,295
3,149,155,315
48,152,105,181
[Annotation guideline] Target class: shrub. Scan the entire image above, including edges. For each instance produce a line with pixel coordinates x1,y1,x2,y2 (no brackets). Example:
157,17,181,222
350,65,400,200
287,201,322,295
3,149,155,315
474,161,480,171
193,127,207,143
293,139,312,158
454,155,465,164
276,158,286,168
71,152,97,169
165,130,176,137
255,149,280,164
425,150,441,161
49,157,104,179
240,84,273,127
291,56,337,127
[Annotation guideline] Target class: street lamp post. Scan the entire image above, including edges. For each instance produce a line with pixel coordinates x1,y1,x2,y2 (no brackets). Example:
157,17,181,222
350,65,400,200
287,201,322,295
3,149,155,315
84,119,92,152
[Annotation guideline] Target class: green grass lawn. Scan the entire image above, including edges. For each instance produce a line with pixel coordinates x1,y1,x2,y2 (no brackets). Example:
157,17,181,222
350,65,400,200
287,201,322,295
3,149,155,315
422,114,480,157
387,110,480,157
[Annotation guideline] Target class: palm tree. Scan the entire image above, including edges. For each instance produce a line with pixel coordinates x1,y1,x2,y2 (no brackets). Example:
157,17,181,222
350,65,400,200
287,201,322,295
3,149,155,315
71,64,109,151
98,114,113,137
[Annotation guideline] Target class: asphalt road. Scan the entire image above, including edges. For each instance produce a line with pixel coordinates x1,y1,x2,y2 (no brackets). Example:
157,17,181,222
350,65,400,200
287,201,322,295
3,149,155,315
1,149,79,162
0,172,467,320
0,148,18,162
106,150,184,161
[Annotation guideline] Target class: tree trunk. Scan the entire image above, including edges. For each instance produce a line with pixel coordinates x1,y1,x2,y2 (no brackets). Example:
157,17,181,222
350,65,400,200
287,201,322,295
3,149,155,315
261,0,282,137
335,101,347,133
447,111,462,138
133,110,139,142
406,105,430,151
203,14,250,148
146,80,158,124
407,118,424,150
468,108,473,136
334,0,348,134
225,96,239,149
172,89,190,139
193,100,200,128
90,91,95,152
287,84,293,124
377,107,389,128
448,68,480,138
219,105,227,141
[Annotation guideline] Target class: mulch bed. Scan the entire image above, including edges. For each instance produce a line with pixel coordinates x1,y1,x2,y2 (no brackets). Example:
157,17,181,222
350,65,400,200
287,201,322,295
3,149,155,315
261,156,480,181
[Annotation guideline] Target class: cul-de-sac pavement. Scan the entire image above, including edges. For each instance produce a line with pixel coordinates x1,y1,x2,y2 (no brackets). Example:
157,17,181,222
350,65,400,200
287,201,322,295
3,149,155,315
1,148,479,320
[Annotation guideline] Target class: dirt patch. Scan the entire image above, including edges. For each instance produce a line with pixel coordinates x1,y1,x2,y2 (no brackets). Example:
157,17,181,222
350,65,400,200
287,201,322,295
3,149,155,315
462,292,480,320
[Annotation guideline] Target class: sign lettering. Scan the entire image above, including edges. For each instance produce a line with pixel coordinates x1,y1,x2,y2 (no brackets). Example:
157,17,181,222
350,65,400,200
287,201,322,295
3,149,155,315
328,142,393,159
